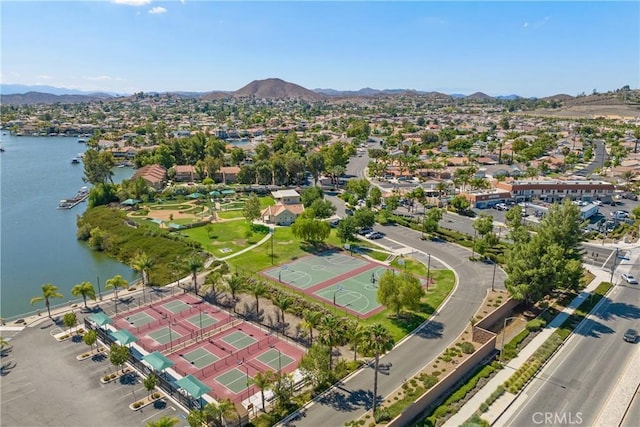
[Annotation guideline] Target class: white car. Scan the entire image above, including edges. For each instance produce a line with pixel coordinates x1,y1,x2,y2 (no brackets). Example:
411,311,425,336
621,273,638,285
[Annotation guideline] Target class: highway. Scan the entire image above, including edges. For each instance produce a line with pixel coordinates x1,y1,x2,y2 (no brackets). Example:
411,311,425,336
496,265,640,427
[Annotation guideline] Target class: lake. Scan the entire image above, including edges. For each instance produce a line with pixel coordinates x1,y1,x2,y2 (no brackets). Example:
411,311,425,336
0,134,137,319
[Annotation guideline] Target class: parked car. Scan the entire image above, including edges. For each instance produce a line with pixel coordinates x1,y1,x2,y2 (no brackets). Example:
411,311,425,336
623,328,637,343
365,231,384,240
358,227,374,236
622,192,638,201
621,273,638,285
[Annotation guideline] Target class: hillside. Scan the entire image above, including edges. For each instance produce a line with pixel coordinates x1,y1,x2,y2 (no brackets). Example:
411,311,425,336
0,91,113,105
234,78,324,101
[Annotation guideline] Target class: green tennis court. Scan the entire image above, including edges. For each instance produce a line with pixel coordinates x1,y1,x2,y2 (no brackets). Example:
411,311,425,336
215,368,253,394
261,253,370,290
313,266,391,315
185,313,218,330
221,331,256,350
255,349,295,371
182,347,219,369
160,299,191,314
124,311,156,328
148,326,183,345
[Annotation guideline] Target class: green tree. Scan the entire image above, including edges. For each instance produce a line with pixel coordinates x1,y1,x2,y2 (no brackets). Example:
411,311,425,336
225,273,244,312
346,178,371,201
202,271,222,302
83,329,97,352
301,186,324,207
71,281,96,309
377,270,402,315
63,312,78,334
109,343,129,373
249,280,267,317
449,195,471,213
105,274,128,300
187,255,204,296
253,370,276,412
299,343,332,389
423,208,443,237
309,199,337,219
273,294,293,326
272,372,295,411
353,208,376,229
318,314,346,371
306,152,326,185
144,373,157,397
131,251,153,289
83,148,115,185
243,193,262,223
301,309,323,345
361,323,394,416
291,217,331,244
368,186,382,207
30,283,64,318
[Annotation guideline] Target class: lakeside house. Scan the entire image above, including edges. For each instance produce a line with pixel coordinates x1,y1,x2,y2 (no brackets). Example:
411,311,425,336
261,189,304,225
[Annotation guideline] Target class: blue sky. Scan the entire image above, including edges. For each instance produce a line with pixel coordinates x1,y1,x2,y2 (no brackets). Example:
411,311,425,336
1,1,638,97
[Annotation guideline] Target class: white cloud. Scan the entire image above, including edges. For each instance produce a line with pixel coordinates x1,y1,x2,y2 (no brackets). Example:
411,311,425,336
524,16,551,29
112,0,152,6
37,74,54,80
149,6,167,14
523,22,529,28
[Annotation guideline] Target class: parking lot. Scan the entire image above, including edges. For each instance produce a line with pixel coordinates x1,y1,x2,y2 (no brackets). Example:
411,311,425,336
0,317,189,427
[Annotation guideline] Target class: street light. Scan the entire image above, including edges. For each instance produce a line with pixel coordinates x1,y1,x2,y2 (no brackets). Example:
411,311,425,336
491,257,498,292
270,345,282,374
499,316,520,363
426,253,431,292
270,227,275,265
96,275,102,301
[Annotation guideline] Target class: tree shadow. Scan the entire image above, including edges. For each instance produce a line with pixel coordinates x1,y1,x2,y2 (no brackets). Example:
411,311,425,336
572,317,615,338
119,372,139,385
1,360,16,376
1,346,13,358
592,298,640,322
91,353,107,363
414,320,445,340
316,386,375,412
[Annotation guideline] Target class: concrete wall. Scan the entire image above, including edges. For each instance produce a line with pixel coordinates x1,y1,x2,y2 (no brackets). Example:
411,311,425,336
387,335,496,427
474,296,519,331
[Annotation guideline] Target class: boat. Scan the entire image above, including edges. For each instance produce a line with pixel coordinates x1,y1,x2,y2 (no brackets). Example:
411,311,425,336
57,187,90,209
78,138,86,144
71,157,80,164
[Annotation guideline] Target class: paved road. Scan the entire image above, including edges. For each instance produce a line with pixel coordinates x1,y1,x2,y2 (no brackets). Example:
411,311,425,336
621,384,640,427
575,139,607,177
286,220,507,426
496,279,640,427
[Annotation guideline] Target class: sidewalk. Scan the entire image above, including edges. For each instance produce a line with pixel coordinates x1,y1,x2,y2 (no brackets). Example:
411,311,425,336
445,265,612,426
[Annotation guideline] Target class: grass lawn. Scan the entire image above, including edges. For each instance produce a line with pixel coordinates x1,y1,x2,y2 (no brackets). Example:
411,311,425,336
146,203,191,210
390,256,428,276
360,269,455,342
216,210,245,219
182,220,267,257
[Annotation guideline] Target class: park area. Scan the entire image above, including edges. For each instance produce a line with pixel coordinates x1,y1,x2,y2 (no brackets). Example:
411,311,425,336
261,252,430,318
105,293,304,405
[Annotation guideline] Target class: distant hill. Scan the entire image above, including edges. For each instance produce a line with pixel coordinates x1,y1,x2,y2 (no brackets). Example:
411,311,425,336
0,91,113,106
234,78,324,101
540,93,574,102
495,94,521,100
1,84,120,97
466,92,493,100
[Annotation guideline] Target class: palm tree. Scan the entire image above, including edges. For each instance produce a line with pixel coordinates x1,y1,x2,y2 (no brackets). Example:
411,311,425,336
30,283,64,318
301,310,322,345
362,323,394,416
620,170,637,190
71,281,96,309
131,251,153,291
202,399,238,427
187,255,204,296
249,281,267,317
146,416,179,427
225,273,244,312
253,370,275,412
273,294,293,326
0,337,10,349
105,275,129,300
318,314,345,370
202,271,222,302
346,320,366,362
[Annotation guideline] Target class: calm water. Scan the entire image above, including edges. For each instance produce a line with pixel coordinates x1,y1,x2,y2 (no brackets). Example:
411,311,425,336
0,134,137,319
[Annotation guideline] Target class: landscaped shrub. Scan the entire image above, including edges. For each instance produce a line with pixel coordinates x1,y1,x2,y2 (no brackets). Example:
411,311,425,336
374,409,391,423
526,318,546,332
480,402,489,412
460,342,475,354
423,375,438,389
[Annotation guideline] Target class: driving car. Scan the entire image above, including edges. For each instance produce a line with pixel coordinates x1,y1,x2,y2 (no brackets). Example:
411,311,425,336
358,227,374,236
621,273,638,284
623,328,637,343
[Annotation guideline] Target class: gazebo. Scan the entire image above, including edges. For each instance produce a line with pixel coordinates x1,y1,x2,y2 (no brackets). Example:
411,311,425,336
88,312,112,328
110,329,138,347
142,351,174,374
176,374,212,403
187,192,204,199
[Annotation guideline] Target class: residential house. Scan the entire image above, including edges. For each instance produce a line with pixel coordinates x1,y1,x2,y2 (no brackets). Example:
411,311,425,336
215,166,241,184
131,164,167,191
174,165,196,182
261,189,304,225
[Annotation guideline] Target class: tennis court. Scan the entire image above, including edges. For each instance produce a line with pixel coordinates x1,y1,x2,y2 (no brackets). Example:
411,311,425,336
255,348,295,371
261,252,370,289
123,311,156,328
221,330,257,350
158,299,191,314
313,265,393,315
184,313,219,330
215,368,253,394
181,347,219,369
148,326,184,345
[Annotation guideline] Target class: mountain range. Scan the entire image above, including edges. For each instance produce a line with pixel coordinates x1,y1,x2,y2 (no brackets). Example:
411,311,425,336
0,78,627,106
